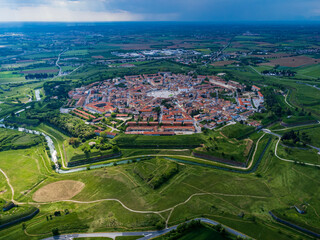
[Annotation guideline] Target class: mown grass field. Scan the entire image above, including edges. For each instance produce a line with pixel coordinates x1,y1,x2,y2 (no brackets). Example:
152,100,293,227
295,64,320,79
0,146,51,202
0,130,319,240
221,123,255,139
287,82,320,117
114,133,205,149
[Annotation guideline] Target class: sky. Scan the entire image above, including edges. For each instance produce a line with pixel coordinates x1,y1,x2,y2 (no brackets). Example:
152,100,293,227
0,0,320,22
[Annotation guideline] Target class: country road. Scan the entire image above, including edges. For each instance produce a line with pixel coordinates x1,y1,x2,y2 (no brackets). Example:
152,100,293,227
262,128,320,167
40,218,250,240
55,49,68,77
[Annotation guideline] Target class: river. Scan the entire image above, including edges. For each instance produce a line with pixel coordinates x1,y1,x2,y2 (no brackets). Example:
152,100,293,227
35,89,41,101
0,119,59,171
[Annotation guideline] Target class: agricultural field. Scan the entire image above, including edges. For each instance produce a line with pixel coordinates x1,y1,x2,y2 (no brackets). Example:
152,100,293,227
0,71,25,84
0,81,42,104
260,56,319,68
211,60,239,66
1,22,320,240
288,82,320,117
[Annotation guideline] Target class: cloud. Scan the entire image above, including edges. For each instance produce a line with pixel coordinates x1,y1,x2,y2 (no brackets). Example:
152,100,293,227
0,1,142,22
0,0,319,22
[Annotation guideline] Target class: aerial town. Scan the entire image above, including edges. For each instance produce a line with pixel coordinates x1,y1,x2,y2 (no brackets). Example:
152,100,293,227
67,72,265,135
2,11,320,240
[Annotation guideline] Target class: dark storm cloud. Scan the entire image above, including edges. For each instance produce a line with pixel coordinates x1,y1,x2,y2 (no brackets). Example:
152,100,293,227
105,0,320,21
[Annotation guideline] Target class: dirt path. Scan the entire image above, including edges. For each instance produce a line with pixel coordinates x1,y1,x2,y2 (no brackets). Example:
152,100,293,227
274,137,320,167
284,90,294,109
0,168,15,201
114,169,138,187
272,122,320,132
246,133,265,169
37,150,51,174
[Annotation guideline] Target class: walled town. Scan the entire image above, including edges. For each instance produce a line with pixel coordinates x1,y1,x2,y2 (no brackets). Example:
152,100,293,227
67,72,264,135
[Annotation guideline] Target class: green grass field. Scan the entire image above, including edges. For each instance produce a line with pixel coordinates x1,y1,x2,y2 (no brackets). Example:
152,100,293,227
0,131,319,240
277,144,320,164
295,64,320,79
274,124,320,148
287,82,320,117
0,71,24,84
0,81,42,103
221,123,255,139
115,133,205,149
0,128,42,151
156,224,233,240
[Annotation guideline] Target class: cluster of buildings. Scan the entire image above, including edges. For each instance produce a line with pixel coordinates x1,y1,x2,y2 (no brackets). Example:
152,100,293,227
89,49,202,66
67,72,264,135
112,49,200,58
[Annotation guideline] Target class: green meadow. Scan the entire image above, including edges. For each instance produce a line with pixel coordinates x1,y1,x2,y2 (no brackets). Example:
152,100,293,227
0,126,319,240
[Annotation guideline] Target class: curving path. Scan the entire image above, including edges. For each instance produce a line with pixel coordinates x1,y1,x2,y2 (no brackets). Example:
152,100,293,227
0,168,15,201
284,90,294,108
3,122,316,239
272,121,320,132
0,164,259,240
263,128,320,167
274,137,320,167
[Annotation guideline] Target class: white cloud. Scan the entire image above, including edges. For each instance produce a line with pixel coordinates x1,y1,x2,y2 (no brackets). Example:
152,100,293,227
0,1,142,22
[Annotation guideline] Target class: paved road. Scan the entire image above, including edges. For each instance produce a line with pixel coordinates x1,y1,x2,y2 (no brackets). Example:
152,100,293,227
263,128,320,167
41,218,250,240
262,128,281,138
55,50,64,77
307,144,320,153
264,124,320,154
54,49,69,78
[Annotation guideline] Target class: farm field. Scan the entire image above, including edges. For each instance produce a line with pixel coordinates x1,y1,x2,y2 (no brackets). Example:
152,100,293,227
287,82,320,117
0,81,42,103
1,22,320,240
260,56,319,67
211,60,239,66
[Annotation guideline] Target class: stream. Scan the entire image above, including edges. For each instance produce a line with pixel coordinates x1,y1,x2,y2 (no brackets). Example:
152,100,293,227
0,119,59,171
